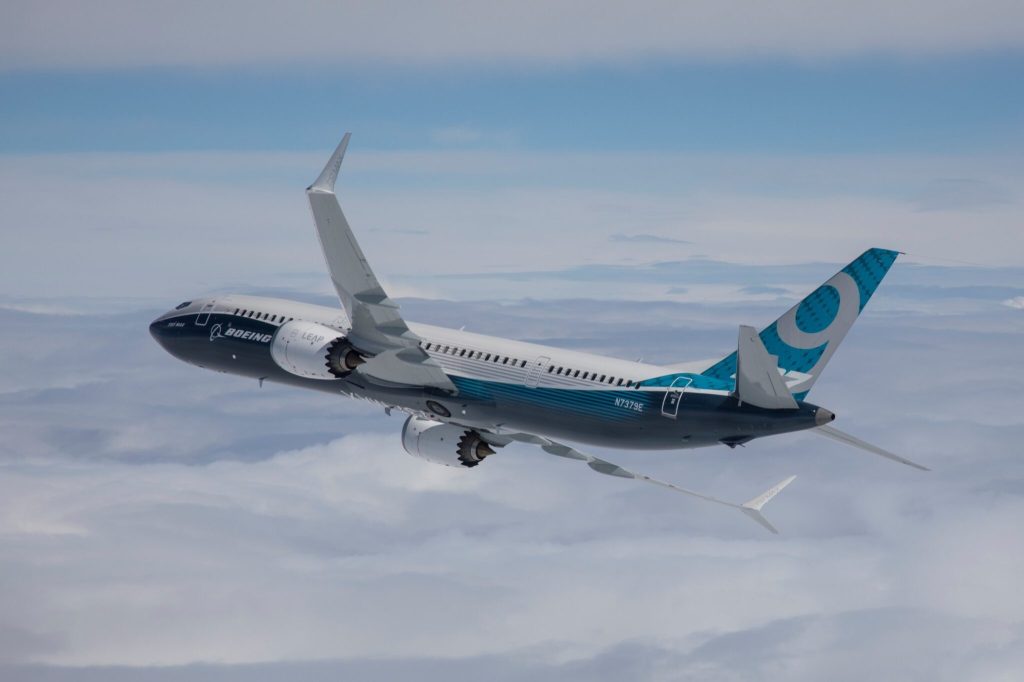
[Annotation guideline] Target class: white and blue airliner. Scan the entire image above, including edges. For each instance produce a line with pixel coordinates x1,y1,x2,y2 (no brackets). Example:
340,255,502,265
150,134,926,533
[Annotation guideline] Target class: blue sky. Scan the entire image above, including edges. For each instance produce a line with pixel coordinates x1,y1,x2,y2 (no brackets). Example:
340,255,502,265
4,55,1023,155
2,2,1024,680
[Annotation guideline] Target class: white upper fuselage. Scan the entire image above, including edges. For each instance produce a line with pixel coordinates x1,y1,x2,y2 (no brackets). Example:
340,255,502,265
218,294,714,394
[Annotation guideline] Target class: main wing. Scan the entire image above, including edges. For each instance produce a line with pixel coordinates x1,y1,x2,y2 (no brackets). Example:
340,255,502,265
486,431,795,534
307,134,455,392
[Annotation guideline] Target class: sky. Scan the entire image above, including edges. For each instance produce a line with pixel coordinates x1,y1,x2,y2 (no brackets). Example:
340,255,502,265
1,2,1023,680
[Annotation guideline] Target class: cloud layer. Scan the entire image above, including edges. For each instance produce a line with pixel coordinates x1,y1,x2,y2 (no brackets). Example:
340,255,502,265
1,148,1021,302
4,0,1024,70
1,265,1022,678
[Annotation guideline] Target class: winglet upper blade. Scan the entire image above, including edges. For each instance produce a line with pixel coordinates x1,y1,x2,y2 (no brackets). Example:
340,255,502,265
308,132,351,193
741,475,797,511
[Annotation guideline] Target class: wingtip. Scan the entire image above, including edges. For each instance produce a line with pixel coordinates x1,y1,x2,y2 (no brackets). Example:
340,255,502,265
307,132,352,193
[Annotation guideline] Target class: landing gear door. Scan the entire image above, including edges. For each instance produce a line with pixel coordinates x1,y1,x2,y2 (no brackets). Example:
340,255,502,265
195,301,216,327
661,376,692,419
524,356,551,388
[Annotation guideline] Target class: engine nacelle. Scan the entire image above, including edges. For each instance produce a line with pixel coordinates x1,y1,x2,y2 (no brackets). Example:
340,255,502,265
270,320,364,380
400,416,496,468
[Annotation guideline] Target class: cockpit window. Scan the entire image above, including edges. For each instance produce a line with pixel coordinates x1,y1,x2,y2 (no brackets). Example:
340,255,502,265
174,301,192,310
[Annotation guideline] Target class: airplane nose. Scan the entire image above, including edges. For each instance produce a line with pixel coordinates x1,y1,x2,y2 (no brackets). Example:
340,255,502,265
149,314,170,346
815,407,836,426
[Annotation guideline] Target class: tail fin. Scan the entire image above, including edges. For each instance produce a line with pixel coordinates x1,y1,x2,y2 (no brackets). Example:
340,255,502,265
702,248,900,399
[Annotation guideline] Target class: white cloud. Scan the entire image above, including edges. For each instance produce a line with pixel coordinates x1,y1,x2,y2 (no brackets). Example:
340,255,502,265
0,280,1022,676
2,0,1024,70
1004,296,1024,309
1,149,1022,302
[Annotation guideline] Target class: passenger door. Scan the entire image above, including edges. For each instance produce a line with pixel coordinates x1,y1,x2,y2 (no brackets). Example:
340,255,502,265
661,376,692,419
524,356,551,388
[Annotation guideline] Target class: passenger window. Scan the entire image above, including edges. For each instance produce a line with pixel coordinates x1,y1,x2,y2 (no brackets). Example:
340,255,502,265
573,370,580,378
520,360,527,368
617,378,624,386
599,375,606,382
547,366,554,373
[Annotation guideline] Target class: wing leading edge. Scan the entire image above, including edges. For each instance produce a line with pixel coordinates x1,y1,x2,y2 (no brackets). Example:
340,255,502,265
307,134,455,392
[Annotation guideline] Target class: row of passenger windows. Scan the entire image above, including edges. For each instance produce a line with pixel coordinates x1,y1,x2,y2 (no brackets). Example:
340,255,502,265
234,308,293,324
420,341,637,388
547,364,636,387
421,341,529,368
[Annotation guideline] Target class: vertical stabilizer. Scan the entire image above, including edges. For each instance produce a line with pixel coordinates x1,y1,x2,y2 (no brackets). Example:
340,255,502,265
703,248,899,398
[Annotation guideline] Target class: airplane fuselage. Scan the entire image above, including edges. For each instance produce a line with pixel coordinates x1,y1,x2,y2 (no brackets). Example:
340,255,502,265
150,294,826,450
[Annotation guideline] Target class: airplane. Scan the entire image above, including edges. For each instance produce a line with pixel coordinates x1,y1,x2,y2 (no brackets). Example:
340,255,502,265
149,133,926,534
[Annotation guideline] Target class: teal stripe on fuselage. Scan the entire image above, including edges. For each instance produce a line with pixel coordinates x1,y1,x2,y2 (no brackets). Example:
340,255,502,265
450,375,659,421
637,372,733,391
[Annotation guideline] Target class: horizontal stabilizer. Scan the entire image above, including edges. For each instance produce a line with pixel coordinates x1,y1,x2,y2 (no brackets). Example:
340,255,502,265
736,325,799,409
814,425,929,471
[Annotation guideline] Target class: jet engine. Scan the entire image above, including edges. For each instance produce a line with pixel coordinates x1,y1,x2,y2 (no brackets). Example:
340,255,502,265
400,416,497,468
270,320,366,380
